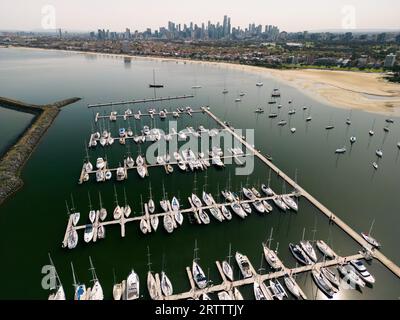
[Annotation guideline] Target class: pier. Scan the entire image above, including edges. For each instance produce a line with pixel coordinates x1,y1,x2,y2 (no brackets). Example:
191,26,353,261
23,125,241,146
62,192,297,248
94,109,203,122
88,95,194,108
202,107,400,279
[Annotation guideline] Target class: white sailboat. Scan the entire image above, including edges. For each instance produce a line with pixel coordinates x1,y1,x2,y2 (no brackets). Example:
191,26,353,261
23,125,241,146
88,256,104,300
235,252,253,278
161,271,173,296
147,247,161,300
71,262,87,300
222,243,234,281
98,192,107,221
113,186,123,220
48,253,66,300
123,188,131,218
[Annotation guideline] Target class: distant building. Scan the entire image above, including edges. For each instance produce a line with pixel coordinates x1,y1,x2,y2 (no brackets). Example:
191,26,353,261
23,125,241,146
384,53,396,68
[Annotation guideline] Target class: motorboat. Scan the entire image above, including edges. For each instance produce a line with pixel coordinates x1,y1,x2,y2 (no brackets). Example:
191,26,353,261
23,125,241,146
113,205,123,220
256,82,264,87
116,166,126,181
372,162,378,170
150,215,159,231
361,232,381,248
350,136,356,144
386,118,394,123
198,209,210,224
350,260,375,284
96,157,106,170
209,207,224,222
299,240,317,262
278,120,287,126
284,276,301,299
119,128,126,137
376,149,383,158
306,116,312,121
107,136,114,145
268,113,278,118
235,252,252,278
192,261,207,289
143,126,150,135
252,200,265,213
289,243,312,265
316,240,336,259
241,202,252,214
288,109,296,115
269,279,287,300
369,130,375,136
321,267,340,287
97,225,105,240
337,264,365,287
383,127,390,132
262,200,273,212
242,187,256,200
222,261,234,281
84,224,94,243
254,108,264,113
230,202,247,219
311,269,335,298
221,205,232,220
105,170,112,180
335,147,346,154
325,125,335,130
163,214,174,233
140,219,148,234
282,195,298,211
262,243,282,270
290,127,296,133
272,196,287,211
217,291,232,300
261,184,274,196
161,271,173,296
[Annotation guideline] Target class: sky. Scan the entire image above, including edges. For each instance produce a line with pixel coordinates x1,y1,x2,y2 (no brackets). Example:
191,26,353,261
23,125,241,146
0,0,399,32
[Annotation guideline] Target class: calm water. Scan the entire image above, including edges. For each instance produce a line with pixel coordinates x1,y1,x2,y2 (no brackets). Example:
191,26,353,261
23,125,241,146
0,48,399,300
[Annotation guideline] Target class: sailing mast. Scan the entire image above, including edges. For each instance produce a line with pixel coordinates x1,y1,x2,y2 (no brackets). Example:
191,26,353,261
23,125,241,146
147,246,153,273
193,239,199,262
88,256,98,283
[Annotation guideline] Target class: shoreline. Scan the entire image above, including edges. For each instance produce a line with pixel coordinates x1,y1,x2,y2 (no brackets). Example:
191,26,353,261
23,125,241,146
0,96,81,205
9,46,400,116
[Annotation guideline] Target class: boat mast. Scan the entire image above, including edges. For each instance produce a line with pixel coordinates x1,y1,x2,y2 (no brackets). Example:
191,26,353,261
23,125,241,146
267,169,272,188
113,185,119,206
98,191,103,209
71,262,78,289
258,252,265,275
148,182,153,201
301,227,306,241
147,246,153,273
368,219,376,236
123,187,128,207
88,256,98,283
203,171,208,192
70,194,76,212
87,192,93,211
65,200,70,217
267,227,274,249
193,239,199,262
227,243,232,266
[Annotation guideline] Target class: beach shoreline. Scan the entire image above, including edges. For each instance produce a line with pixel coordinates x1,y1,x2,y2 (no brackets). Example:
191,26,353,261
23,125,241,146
9,46,400,116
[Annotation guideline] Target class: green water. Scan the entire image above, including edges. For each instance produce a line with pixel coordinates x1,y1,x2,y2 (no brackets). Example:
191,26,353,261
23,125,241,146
0,48,399,300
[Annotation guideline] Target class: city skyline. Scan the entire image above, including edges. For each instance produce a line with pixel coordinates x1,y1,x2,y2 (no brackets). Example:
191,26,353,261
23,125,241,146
1,0,400,32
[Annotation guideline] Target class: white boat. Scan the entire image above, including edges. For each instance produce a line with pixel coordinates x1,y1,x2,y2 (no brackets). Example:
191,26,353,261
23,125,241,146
350,136,356,143
96,157,105,169
282,195,299,211
242,187,256,200
256,82,264,87
312,269,335,298
299,240,318,262
71,212,80,226
235,98,241,102
335,147,346,154
99,208,107,222
171,197,180,212
252,200,265,213
126,156,135,168
67,229,78,249
253,282,271,300
140,219,148,234
262,243,282,270
191,194,203,208
174,211,184,226
261,184,274,196
376,149,383,158
278,120,287,126
221,205,232,220
192,261,208,289
161,271,173,296
84,161,93,172
202,191,214,206
350,260,375,284
105,170,112,180
48,254,66,300
233,287,244,300
369,130,375,136
262,200,273,212
251,187,261,198
113,205,122,220
316,240,336,259
137,165,147,178
116,167,126,181
107,136,114,145
71,262,86,300
222,261,234,281
88,257,104,300
178,161,187,171
241,202,252,214
148,199,155,214
150,215,159,231
273,196,287,211
96,170,105,182
397,142,400,149
97,225,105,240
113,283,122,300
218,291,233,300
99,137,107,146
289,243,312,265
372,162,378,170
160,199,170,212
147,272,160,300
221,190,235,202
84,224,94,243
306,116,312,121
124,205,131,218
136,155,145,166
338,264,365,287
235,252,252,278
284,276,301,299
163,214,174,233
230,202,247,219
361,232,381,248
291,127,296,133
321,267,340,287
269,279,287,300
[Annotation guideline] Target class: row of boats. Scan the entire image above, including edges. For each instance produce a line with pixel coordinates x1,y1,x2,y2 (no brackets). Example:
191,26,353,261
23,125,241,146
88,124,222,148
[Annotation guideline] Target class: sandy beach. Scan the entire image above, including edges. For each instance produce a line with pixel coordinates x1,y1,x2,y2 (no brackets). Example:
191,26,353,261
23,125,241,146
10,46,400,116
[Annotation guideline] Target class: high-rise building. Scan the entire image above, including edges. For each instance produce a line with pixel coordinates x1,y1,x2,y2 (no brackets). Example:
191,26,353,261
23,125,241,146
125,28,131,39
384,53,396,68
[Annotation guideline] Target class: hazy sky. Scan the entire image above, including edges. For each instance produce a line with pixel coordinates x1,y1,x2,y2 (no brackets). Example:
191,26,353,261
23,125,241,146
1,0,399,32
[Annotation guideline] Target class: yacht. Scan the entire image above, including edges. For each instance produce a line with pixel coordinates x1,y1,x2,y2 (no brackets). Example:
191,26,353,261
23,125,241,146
88,257,104,300
256,82,264,87
124,204,131,218
272,196,287,211
67,229,78,249
161,271,173,296
163,214,174,233
251,187,261,198
97,225,105,240
361,232,381,248
230,202,247,219
174,211,184,226
278,120,287,126
262,243,282,270
253,282,270,300
137,165,147,178
335,147,347,154
222,261,234,281
337,264,365,287
290,127,296,133
376,149,383,158
160,199,170,212
252,200,265,213
202,191,215,206
148,199,155,214
113,205,123,220
96,157,106,170
198,209,211,224
192,261,208,289
350,136,356,144
147,272,160,300
71,211,80,226
262,200,273,212
254,108,264,113
84,224,94,243
126,156,135,168
218,291,233,300
242,187,256,200
71,262,86,300
269,279,287,300
350,260,375,284
241,202,252,214
372,162,378,170
235,252,252,278
284,276,301,299
321,267,340,287
299,240,318,262
312,269,335,298
221,205,232,220
170,197,180,212
126,270,140,300
316,240,336,259
282,195,298,211
191,194,203,208
150,215,159,231
140,219,149,234
96,170,105,182
136,155,145,166
119,128,126,137
289,243,312,265
261,184,274,196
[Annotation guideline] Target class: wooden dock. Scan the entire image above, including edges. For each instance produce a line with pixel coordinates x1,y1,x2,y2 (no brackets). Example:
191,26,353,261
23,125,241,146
61,192,297,248
202,107,400,279
94,109,203,122
88,94,195,108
